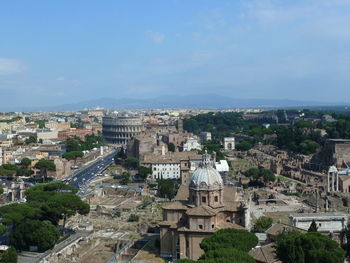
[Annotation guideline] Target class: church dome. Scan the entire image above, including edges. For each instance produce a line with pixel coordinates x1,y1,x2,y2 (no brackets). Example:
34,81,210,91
190,153,223,189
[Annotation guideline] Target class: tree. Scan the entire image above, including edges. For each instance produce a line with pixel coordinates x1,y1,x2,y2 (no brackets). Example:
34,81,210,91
138,166,151,180
308,220,318,232
120,172,131,185
277,232,345,263
253,216,273,232
199,248,255,263
0,224,7,235
10,220,59,252
115,148,126,160
200,228,258,253
0,247,18,263
62,151,84,162
113,209,121,217
25,136,37,145
44,194,90,227
0,203,42,226
245,167,275,185
158,179,176,200
342,222,350,257
201,141,225,160
34,159,56,182
168,143,175,152
124,157,138,169
0,186,4,195
25,182,88,227
128,214,139,222
21,158,32,169
260,169,276,183
236,140,253,151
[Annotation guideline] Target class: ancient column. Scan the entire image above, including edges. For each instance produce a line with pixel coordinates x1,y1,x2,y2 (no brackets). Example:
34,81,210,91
336,172,339,192
327,172,330,192
332,172,335,192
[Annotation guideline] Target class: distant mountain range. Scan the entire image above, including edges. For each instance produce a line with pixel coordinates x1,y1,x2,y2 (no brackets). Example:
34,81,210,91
3,94,349,112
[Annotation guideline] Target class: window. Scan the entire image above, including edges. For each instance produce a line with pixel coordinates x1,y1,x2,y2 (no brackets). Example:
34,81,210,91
202,196,206,203
212,224,214,229
214,196,219,202
199,225,203,230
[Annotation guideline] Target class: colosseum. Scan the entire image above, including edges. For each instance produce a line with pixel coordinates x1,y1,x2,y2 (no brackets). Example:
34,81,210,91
102,113,144,145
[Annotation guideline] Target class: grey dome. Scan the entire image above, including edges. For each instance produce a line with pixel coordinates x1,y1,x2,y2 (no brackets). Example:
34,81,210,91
190,153,223,189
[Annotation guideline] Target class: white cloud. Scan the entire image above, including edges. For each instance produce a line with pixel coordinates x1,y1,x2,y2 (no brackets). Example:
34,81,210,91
0,58,26,75
145,30,165,44
56,76,65,81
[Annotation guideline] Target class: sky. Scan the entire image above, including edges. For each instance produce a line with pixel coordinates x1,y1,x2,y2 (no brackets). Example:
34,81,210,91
0,0,350,108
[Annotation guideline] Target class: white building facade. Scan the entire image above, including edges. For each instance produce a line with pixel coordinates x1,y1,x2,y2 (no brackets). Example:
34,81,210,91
183,137,202,151
289,212,347,233
223,137,235,150
152,163,181,179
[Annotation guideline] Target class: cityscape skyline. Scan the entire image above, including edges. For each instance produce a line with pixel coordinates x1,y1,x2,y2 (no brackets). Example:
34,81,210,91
1,0,350,109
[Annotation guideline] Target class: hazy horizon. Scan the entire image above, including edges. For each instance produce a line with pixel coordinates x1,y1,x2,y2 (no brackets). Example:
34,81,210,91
1,0,350,108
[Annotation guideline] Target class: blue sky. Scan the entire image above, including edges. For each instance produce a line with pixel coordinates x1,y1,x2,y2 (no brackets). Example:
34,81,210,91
1,0,350,108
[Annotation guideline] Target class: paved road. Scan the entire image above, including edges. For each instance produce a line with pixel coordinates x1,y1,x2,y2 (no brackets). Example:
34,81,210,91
61,148,119,196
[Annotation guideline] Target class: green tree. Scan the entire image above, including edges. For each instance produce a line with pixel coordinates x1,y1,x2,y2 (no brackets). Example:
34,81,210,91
10,220,59,252
21,158,32,169
0,186,4,195
199,248,255,263
115,148,126,160
245,167,275,185
25,136,37,145
200,228,258,253
253,216,273,232
260,169,276,183
44,194,90,227
62,151,84,161
342,222,350,257
0,247,18,263
0,224,7,235
128,214,139,222
0,203,42,226
113,209,121,217
124,157,139,169
236,140,253,151
34,159,56,182
308,220,318,232
138,166,151,180
158,179,176,200
168,143,176,152
277,232,345,263
120,172,131,185
25,182,88,226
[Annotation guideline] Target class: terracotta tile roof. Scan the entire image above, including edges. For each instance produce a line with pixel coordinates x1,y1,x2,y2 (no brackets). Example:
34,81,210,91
223,186,238,201
162,201,188,210
175,184,189,201
186,205,216,216
266,223,306,236
249,243,281,263
215,221,245,230
220,201,242,212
